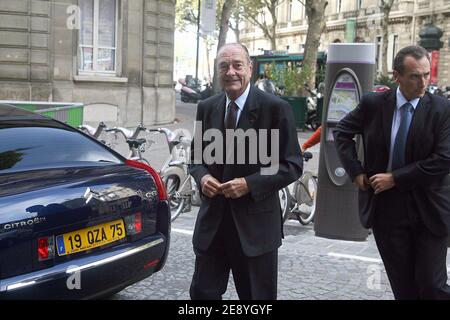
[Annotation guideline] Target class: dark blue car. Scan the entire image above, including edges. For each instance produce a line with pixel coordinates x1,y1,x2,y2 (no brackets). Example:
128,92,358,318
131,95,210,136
0,105,170,299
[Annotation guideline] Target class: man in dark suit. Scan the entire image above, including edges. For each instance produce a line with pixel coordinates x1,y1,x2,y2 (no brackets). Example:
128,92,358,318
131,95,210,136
188,43,303,300
334,45,450,299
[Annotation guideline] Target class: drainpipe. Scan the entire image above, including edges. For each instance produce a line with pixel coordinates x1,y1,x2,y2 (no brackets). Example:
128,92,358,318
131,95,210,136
155,1,161,124
411,0,417,44
140,0,145,125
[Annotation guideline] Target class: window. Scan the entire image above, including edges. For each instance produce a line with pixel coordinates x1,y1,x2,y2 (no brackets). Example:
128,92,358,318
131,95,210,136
0,125,122,173
376,36,382,72
287,0,293,21
79,0,118,74
337,0,342,13
357,0,363,10
387,34,398,71
300,3,306,19
392,35,398,64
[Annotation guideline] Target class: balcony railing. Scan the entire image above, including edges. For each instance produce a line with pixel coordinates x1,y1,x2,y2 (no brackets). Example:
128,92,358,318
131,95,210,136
418,1,430,9
343,10,359,19
328,13,339,21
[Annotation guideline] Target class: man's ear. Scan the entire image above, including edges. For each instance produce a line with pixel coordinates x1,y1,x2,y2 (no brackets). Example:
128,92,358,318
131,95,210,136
392,70,400,84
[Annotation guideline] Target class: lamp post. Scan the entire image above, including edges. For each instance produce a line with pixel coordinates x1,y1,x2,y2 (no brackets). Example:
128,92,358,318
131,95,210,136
195,0,201,87
183,2,201,87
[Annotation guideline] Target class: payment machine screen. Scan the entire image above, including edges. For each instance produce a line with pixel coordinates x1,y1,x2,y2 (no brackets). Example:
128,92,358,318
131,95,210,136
327,72,359,123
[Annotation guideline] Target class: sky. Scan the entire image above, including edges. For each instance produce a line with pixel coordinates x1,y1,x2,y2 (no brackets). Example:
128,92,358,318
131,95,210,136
174,25,237,83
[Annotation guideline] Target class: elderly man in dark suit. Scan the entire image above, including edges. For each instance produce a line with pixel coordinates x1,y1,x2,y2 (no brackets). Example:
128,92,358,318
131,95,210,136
188,43,303,300
334,45,450,299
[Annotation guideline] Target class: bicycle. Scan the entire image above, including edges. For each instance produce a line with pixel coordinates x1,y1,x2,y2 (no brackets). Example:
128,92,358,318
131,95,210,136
78,122,126,151
279,151,318,225
104,125,153,165
152,127,201,222
80,123,200,222
78,121,107,139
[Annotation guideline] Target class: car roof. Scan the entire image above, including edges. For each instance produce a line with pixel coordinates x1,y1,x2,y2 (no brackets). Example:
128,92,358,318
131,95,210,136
0,104,47,119
0,104,72,131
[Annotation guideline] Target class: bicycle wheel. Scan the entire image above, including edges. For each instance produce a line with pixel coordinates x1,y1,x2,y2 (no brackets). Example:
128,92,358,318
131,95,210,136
278,187,291,223
162,174,186,222
296,173,318,225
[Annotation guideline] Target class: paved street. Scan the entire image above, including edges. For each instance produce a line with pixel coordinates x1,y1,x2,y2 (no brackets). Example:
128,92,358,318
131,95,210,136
113,207,395,300
109,97,448,300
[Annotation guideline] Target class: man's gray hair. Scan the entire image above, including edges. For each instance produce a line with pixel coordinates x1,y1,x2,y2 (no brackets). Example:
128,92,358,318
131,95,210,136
393,45,430,75
217,43,251,64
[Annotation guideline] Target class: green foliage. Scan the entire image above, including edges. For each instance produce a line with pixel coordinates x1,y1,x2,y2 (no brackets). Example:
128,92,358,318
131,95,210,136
375,74,396,89
266,62,306,96
175,0,197,32
315,64,326,86
175,0,228,32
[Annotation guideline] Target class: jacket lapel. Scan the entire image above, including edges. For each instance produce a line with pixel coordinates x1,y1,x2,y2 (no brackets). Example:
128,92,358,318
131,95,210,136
211,93,226,134
236,85,259,132
406,92,430,159
381,89,396,154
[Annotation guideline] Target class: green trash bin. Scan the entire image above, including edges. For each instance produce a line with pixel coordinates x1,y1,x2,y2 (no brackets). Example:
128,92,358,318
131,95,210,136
281,96,307,131
1,102,84,127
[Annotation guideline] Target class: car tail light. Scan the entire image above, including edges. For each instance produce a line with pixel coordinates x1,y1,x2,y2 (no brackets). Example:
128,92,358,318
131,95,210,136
124,212,142,235
37,236,54,261
125,160,167,201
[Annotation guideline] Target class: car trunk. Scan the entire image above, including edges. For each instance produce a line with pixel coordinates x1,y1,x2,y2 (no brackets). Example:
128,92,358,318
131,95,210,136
0,164,160,279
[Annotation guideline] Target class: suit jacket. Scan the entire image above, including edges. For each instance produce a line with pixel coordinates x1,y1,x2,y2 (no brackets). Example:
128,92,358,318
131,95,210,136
334,89,450,236
189,85,303,257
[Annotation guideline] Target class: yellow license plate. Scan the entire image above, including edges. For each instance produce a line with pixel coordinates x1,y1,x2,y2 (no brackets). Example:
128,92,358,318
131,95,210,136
56,219,126,256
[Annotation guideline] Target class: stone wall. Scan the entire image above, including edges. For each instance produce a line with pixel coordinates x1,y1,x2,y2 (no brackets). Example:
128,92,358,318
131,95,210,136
0,0,176,127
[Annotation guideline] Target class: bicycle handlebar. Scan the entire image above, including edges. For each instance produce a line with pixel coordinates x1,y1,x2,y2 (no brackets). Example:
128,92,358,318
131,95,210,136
78,124,97,136
105,127,134,140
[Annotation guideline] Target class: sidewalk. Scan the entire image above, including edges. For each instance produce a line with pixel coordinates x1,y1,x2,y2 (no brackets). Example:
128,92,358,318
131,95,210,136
110,101,449,300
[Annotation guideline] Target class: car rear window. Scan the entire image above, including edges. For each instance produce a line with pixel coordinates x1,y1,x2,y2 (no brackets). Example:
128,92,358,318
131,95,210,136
0,125,123,173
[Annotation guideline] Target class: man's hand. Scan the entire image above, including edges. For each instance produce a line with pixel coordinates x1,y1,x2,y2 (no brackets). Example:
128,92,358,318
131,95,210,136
354,173,371,191
220,178,249,199
200,174,222,198
369,173,395,195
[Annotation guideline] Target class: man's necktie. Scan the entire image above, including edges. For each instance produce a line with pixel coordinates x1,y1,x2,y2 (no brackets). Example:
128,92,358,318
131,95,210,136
224,101,238,164
225,101,238,130
391,102,414,170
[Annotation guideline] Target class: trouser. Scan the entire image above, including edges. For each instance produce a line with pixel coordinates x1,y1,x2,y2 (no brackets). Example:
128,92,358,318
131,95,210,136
373,189,450,300
190,206,278,300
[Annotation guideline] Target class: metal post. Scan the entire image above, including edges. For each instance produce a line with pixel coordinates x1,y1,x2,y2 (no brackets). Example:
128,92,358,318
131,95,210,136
195,0,201,87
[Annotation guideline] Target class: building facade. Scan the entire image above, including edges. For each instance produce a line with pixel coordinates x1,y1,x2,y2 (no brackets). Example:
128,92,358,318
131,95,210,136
240,0,450,86
0,0,176,127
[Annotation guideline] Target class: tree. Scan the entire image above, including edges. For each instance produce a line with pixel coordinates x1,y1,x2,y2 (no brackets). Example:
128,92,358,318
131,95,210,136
240,0,281,50
175,0,197,32
380,0,395,75
176,0,236,92
229,1,244,43
212,0,237,93
298,0,328,96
